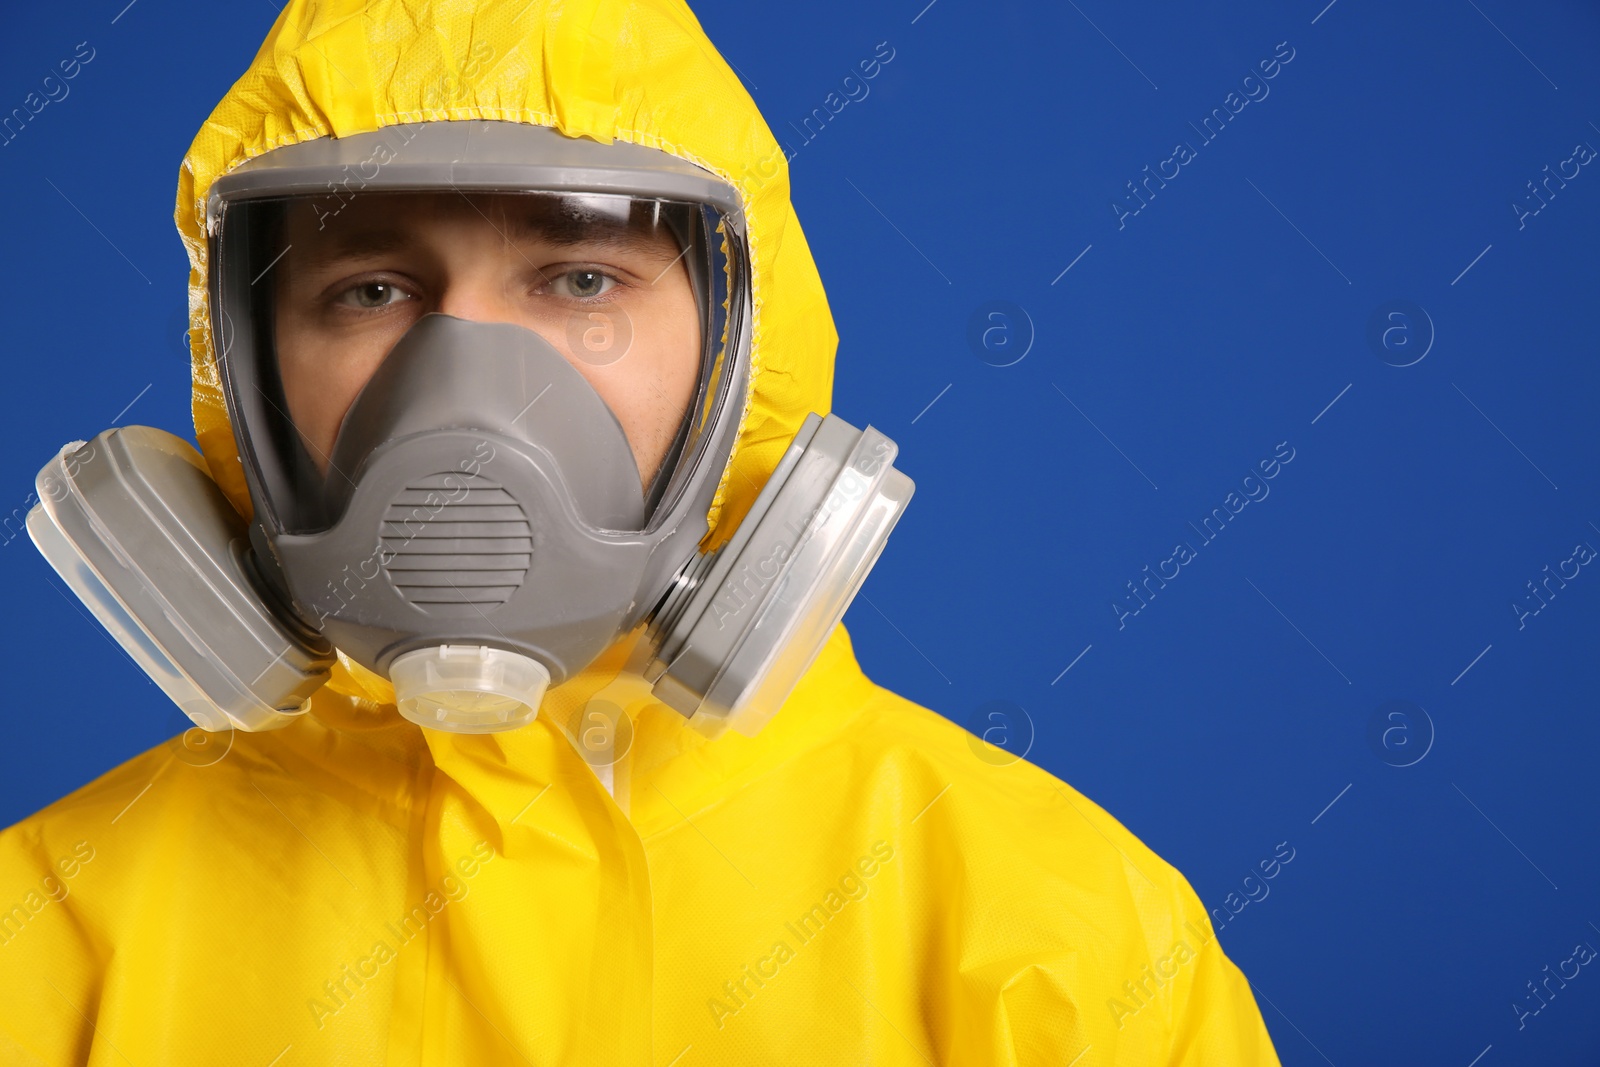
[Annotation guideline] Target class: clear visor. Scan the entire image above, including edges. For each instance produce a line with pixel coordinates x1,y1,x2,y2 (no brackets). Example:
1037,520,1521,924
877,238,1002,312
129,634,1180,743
211,188,741,535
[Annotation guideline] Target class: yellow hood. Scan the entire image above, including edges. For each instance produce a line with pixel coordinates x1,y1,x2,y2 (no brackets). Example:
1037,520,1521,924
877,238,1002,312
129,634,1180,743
177,0,836,707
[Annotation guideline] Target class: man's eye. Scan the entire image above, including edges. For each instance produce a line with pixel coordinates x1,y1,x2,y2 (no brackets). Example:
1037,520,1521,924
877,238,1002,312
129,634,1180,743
552,269,617,300
338,282,410,309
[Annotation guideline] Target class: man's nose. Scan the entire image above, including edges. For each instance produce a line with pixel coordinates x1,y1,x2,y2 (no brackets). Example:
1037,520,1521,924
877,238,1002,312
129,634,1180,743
435,277,519,325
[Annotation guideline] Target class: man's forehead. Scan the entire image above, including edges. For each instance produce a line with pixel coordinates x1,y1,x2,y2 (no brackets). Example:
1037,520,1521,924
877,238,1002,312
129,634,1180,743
285,191,681,259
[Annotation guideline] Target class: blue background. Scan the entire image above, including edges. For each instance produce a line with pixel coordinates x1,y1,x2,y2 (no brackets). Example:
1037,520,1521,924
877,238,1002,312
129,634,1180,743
2,1,1598,1062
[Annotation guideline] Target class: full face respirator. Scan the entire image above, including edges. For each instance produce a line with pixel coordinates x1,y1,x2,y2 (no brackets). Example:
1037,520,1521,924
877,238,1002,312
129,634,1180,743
27,121,913,738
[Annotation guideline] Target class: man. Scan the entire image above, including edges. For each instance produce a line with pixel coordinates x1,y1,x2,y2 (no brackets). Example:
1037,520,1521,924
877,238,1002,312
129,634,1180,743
0,0,1280,1063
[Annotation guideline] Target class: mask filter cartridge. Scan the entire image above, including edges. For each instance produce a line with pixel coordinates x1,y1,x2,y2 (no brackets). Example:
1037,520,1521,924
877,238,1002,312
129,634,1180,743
27,427,333,732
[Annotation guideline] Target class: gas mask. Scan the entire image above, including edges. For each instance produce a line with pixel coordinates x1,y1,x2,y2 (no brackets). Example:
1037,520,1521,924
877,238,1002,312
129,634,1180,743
27,121,914,738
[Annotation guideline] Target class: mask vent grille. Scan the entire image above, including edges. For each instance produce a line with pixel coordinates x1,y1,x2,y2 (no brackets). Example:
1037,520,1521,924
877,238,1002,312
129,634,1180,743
381,473,533,613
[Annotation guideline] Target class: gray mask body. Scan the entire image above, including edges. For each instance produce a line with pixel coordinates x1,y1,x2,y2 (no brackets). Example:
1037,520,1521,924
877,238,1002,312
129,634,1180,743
278,314,662,684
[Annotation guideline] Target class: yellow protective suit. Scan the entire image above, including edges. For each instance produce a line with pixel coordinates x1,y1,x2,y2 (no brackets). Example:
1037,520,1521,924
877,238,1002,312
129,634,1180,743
0,1,1282,1063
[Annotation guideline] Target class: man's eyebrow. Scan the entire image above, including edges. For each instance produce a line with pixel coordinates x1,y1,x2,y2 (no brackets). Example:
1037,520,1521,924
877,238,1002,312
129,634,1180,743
298,227,414,267
503,209,679,257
